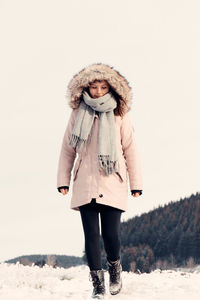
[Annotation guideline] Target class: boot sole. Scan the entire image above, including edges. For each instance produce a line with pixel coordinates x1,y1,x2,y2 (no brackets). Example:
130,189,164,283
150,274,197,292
110,282,122,295
92,294,105,299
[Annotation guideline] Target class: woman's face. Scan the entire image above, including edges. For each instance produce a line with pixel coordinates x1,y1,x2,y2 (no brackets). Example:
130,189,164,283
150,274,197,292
89,80,110,99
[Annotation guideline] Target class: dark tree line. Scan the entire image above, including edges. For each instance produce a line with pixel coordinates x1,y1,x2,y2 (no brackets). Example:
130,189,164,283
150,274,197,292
97,192,200,273
6,254,84,268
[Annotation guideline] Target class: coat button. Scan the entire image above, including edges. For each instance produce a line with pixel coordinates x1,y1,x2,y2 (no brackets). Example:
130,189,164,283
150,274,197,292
99,194,103,198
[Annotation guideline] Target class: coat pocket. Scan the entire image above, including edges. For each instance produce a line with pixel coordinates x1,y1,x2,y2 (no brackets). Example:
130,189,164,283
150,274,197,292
115,162,127,183
115,171,124,182
73,158,82,181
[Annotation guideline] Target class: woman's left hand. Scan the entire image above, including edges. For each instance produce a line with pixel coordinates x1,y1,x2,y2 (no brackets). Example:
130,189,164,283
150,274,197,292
132,192,140,197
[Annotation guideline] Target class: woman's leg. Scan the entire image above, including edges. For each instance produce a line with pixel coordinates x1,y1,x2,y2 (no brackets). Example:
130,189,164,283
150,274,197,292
100,205,122,261
79,199,102,270
100,205,123,295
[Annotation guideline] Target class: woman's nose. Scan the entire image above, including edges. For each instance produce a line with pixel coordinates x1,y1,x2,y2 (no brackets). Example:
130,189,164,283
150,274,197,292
97,88,102,94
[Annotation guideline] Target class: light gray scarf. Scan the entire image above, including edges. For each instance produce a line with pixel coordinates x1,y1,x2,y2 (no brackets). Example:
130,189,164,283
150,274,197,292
69,91,119,176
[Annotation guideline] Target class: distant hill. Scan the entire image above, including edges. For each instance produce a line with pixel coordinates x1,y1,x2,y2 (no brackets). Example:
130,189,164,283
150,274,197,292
5,254,85,268
97,191,200,273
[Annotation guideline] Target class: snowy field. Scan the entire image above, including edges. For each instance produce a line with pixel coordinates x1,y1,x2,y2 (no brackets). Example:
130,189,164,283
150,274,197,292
0,263,200,300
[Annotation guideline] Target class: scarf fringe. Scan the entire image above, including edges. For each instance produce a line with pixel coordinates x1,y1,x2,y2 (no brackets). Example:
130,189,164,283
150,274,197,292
98,155,118,176
69,134,86,150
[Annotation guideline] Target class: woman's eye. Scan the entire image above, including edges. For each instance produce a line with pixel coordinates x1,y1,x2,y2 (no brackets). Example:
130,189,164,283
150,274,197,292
90,86,108,90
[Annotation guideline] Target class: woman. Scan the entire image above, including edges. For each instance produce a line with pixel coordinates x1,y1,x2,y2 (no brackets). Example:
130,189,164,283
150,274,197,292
57,63,143,298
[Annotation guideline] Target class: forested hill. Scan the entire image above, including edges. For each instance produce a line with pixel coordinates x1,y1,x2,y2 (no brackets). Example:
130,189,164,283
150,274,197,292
5,254,84,268
119,192,200,272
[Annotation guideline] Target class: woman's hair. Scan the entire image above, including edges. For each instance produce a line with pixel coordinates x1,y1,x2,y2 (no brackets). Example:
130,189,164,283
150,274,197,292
109,86,128,117
83,81,128,117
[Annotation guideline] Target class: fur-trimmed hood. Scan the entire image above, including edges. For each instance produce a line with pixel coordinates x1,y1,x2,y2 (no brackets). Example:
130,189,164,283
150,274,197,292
66,63,132,116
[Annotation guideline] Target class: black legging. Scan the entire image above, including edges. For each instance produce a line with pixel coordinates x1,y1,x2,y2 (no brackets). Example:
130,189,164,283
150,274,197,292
79,198,122,270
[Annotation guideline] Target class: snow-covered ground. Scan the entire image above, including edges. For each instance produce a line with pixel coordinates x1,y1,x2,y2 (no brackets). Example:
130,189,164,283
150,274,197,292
0,263,200,300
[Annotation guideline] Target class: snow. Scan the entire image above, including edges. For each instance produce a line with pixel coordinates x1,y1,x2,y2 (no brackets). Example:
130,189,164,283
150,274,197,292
0,263,200,300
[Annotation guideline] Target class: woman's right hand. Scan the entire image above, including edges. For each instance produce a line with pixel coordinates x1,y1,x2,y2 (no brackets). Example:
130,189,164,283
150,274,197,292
60,188,69,195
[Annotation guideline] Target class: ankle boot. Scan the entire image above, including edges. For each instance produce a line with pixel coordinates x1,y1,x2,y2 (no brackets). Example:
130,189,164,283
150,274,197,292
89,269,105,299
107,258,122,295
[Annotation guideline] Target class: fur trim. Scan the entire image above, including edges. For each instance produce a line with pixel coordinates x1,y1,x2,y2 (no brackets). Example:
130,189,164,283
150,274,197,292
66,63,133,116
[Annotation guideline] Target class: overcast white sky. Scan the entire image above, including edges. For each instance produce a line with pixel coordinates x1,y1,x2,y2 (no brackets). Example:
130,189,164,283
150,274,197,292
0,0,199,263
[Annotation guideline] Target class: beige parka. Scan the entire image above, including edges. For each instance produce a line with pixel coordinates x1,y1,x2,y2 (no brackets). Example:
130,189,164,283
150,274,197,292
57,63,143,212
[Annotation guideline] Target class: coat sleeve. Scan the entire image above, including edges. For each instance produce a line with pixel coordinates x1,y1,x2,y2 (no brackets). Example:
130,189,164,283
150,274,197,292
120,112,143,191
57,110,77,189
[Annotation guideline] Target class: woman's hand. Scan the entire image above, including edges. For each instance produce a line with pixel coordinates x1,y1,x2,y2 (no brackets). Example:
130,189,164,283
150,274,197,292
132,192,140,197
60,188,69,195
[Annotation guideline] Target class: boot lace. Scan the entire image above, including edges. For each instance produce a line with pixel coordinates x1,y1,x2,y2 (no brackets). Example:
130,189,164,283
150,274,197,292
89,271,105,295
109,264,120,283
